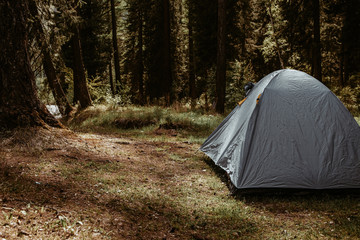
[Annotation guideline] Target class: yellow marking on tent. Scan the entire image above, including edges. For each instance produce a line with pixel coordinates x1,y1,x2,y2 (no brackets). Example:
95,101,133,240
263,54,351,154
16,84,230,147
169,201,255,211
238,98,247,106
256,94,262,104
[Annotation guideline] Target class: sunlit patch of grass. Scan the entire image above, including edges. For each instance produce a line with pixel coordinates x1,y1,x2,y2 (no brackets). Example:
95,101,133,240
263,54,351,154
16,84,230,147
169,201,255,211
103,172,258,239
168,153,187,162
67,104,223,143
355,116,360,125
55,140,258,238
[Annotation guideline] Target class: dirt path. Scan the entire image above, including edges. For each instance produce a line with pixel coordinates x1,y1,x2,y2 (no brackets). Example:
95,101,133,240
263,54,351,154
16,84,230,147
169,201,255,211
0,128,232,239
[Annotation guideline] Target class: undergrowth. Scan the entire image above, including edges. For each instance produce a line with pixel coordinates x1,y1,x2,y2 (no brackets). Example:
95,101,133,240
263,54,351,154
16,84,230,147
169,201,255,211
67,104,360,144
66,105,223,143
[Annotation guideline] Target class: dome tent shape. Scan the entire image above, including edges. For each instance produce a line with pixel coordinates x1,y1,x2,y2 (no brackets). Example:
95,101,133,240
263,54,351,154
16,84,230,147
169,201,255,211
201,69,360,189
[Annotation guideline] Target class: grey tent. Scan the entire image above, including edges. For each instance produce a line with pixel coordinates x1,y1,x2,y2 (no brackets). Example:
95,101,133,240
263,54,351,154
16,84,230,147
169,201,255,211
201,69,360,189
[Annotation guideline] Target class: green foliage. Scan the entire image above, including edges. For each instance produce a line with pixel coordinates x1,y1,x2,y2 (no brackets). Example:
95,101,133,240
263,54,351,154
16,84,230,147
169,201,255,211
68,105,223,143
35,77,56,105
59,0,111,80
67,69,132,106
61,67,75,103
333,84,360,117
86,76,130,105
226,61,256,109
31,0,360,115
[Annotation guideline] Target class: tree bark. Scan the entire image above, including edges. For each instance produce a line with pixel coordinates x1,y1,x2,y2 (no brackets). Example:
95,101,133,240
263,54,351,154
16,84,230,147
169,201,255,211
215,0,226,114
0,0,61,129
312,0,322,82
339,0,359,87
28,0,73,116
110,0,121,91
188,19,196,109
339,39,347,87
342,40,350,86
163,0,173,106
109,61,115,95
268,1,285,69
72,25,92,109
43,52,74,115
132,9,144,105
137,10,144,104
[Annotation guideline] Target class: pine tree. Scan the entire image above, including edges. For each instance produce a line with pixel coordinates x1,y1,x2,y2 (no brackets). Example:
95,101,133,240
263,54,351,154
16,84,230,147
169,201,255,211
78,0,111,79
110,0,122,90
0,0,61,129
124,0,147,104
215,0,227,113
29,0,74,116
341,0,360,86
72,23,92,108
141,0,174,105
312,0,322,81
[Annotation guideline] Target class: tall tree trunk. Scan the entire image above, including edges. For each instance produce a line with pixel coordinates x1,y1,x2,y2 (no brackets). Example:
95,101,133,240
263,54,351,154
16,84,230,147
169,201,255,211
132,9,144,105
339,0,359,87
137,11,144,104
28,0,73,116
268,1,285,69
215,0,226,114
342,43,350,86
110,0,121,91
312,0,322,81
72,25,92,109
0,0,61,129
163,0,173,106
188,20,196,109
43,52,74,115
339,39,347,87
109,61,115,95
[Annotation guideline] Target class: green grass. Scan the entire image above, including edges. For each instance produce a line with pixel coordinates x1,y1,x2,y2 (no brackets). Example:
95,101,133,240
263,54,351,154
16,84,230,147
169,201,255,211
69,105,360,141
67,105,223,144
65,105,360,238
1,104,359,239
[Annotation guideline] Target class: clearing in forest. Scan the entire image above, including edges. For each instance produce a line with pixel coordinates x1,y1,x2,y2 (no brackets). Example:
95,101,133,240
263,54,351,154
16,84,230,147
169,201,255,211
0,107,359,239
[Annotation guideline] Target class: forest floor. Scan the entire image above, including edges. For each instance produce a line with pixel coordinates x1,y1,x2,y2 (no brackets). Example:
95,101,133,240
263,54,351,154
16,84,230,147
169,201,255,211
0,106,359,240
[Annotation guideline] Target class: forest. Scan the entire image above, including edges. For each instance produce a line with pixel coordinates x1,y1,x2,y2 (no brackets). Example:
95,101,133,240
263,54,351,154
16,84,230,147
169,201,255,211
1,0,360,121
0,0,360,239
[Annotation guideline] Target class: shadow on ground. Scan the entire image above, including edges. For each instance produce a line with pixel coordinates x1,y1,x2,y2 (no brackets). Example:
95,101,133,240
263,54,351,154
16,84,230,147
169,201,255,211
203,155,360,239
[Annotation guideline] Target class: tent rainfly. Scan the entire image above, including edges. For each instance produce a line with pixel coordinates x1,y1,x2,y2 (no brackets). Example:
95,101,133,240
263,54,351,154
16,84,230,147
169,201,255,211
201,69,360,189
